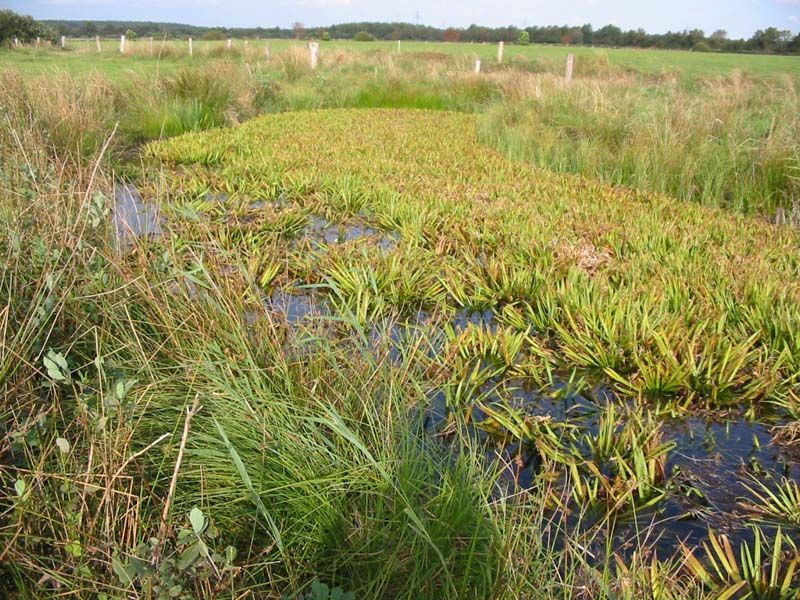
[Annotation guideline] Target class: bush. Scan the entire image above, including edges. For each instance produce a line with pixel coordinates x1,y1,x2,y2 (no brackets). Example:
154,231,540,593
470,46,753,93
518,31,530,45
321,31,331,42
693,41,712,52
353,31,376,42
201,29,226,41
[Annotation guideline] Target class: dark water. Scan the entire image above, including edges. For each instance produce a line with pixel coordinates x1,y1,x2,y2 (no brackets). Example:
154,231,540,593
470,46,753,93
421,379,800,555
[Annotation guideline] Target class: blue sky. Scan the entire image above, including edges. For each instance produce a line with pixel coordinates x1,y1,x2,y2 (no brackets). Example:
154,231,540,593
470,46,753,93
5,0,799,39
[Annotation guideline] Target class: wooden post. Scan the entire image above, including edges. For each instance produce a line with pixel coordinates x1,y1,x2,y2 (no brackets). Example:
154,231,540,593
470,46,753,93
397,39,401,52
227,38,232,50
189,37,193,57
497,40,504,63
13,37,18,48
309,41,319,69
474,58,481,74
148,36,154,55
96,35,101,52
60,35,66,50
265,42,270,57
119,34,125,54
565,53,574,82
36,36,40,47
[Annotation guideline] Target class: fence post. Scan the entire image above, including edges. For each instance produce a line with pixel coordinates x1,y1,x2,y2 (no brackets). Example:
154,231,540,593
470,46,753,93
474,58,481,74
497,40,504,63
120,34,125,54
189,37,193,57
148,36,154,55
227,38,232,50
565,53,574,82
265,42,270,57
60,35,66,50
36,36,40,47
96,35,101,52
309,41,319,69
397,39,401,52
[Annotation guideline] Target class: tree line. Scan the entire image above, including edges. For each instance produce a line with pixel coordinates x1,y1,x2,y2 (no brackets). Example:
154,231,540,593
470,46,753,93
2,11,799,55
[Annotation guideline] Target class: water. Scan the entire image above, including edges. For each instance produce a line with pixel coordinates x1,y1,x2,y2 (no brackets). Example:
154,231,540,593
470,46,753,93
302,215,399,250
112,184,161,250
420,379,800,554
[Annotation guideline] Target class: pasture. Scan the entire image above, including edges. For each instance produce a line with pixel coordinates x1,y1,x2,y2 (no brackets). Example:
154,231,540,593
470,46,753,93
1,37,800,599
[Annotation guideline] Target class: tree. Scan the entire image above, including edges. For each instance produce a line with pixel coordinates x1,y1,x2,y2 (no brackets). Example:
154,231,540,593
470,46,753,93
124,29,137,40
443,27,461,42
321,30,331,41
292,22,305,40
709,29,727,49
0,9,52,45
353,30,376,41
518,30,529,45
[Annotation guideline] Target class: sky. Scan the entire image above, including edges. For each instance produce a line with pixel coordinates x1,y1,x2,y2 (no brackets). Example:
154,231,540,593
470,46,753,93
4,0,799,39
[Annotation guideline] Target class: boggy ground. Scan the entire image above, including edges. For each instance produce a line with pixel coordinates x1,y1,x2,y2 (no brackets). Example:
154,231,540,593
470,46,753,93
133,107,800,595
2,50,800,597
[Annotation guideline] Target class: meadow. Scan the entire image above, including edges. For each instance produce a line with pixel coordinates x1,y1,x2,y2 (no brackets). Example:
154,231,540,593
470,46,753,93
1,38,800,599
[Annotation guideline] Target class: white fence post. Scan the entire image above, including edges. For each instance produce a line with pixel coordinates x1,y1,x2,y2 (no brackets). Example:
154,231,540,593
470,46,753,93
397,39,401,52
148,36,154,55
189,37,193,57
265,42,270,57
119,34,125,54
227,38,232,50
565,53,574,82
96,35,101,52
474,58,481,74
36,36,40,47
60,35,66,49
309,41,319,69
497,40,504,63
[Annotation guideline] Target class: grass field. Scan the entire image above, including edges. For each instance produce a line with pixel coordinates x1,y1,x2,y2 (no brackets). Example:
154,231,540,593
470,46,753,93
1,40,800,599
3,38,800,79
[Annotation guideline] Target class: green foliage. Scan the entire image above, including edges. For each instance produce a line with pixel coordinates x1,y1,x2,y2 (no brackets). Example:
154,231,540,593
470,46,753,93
518,30,530,45
353,31,376,42
0,9,52,44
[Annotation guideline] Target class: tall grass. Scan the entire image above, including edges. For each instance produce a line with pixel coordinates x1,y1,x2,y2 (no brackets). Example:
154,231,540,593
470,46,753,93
479,71,800,218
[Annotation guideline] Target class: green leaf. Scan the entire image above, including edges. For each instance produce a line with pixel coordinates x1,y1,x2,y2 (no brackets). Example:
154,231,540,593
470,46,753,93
43,350,70,383
224,545,237,563
65,539,83,557
189,507,205,535
56,437,70,454
14,478,26,497
177,541,202,570
112,554,134,585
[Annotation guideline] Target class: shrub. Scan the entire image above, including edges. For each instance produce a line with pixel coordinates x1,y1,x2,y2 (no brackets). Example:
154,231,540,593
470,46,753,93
693,41,712,52
353,31,376,42
518,31,530,45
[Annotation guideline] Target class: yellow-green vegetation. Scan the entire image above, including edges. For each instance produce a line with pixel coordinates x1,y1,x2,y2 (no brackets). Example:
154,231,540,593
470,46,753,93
146,108,800,407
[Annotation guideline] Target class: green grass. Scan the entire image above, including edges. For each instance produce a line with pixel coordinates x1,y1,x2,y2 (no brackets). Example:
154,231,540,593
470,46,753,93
2,38,800,80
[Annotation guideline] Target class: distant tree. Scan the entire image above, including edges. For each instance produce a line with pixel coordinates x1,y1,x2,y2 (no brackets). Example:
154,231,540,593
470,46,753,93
518,30,529,45
0,9,52,44
292,21,305,39
124,28,137,40
709,29,727,49
443,27,461,42
353,30,376,41
321,30,331,41
749,27,791,52
693,41,712,52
